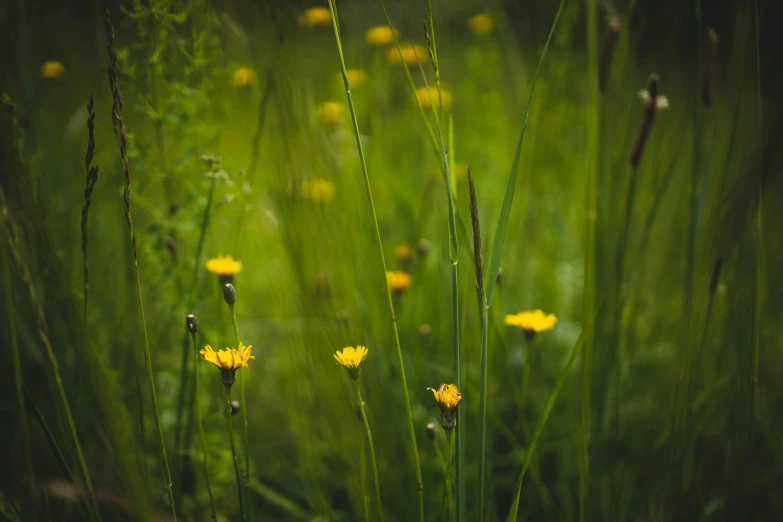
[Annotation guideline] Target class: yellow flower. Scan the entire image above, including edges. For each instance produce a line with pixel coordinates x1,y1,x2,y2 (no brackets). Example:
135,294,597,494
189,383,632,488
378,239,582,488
386,271,412,293
395,244,412,262
298,6,331,27
299,179,336,201
365,25,399,46
468,13,494,35
427,383,462,430
341,69,367,88
385,43,427,66
316,101,346,124
206,255,243,284
334,345,368,379
40,61,65,79
416,86,452,109
233,67,257,88
200,342,254,387
504,309,557,340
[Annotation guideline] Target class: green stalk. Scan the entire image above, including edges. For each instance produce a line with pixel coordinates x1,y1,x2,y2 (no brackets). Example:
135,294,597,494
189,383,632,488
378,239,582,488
354,380,384,522
1,230,37,521
229,303,251,482
226,385,247,521
326,2,424,519
191,330,217,520
520,337,534,412
582,0,599,517
477,304,489,521
452,267,464,522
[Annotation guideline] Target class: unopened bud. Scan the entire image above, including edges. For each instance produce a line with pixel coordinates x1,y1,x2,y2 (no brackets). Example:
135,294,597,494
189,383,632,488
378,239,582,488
355,400,367,421
231,400,240,415
186,314,198,334
223,283,236,305
496,267,504,287
419,324,432,339
426,423,439,440
417,238,431,257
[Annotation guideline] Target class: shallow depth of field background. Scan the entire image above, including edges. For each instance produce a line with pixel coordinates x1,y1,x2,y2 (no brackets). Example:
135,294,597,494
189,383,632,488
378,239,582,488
1,0,782,521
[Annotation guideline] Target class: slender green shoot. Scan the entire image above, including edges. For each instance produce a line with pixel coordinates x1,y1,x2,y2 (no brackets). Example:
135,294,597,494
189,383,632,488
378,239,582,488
229,302,251,482
190,327,217,520
326,3,424,520
226,385,247,521
354,380,384,522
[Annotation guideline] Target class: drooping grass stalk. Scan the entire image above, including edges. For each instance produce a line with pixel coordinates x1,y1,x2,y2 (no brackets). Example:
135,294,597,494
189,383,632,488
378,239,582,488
105,11,176,520
326,2,424,519
225,385,247,521
1,221,37,521
228,300,251,481
189,320,217,521
80,95,99,321
582,0,599,518
0,186,100,522
354,379,385,522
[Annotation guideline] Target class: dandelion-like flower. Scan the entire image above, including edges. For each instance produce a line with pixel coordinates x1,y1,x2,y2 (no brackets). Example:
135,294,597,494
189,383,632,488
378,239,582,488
385,43,427,66
40,60,65,79
427,383,462,430
416,86,452,110
206,255,243,285
334,345,368,380
316,101,346,124
387,271,412,293
200,342,254,388
468,13,494,35
341,69,367,88
505,309,557,340
233,67,257,88
395,244,412,263
299,179,336,201
298,6,331,27
366,25,399,46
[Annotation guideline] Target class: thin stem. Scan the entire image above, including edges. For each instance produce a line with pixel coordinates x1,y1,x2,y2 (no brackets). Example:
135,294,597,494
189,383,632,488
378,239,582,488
444,430,455,522
354,380,384,522
192,331,217,520
477,303,489,522
326,3,424,520
520,337,534,412
452,267,464,522
225,386,246,521
229,303,251,482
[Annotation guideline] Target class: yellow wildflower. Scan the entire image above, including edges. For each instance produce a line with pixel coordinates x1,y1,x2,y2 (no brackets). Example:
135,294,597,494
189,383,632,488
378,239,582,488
427,383,462,430
365,25,399,46
468,13,494,35
395,244,412,262
206,255,243,284
385,43,427,66
233,67,257,88
340,69,367,88
316,101,346,124
298,6,331,27
386,271,412,293
416,86,452,110
334,345,368,379
299,179,336,201
505,309,557,340
40,61,65,79
200,342,254,387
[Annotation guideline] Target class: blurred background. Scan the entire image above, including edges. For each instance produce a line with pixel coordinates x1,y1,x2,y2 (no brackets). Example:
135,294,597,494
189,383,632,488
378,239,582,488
1,0,782,520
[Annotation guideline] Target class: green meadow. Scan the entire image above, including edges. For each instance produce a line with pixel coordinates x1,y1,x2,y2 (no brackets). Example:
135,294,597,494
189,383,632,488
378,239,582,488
1,0,781,521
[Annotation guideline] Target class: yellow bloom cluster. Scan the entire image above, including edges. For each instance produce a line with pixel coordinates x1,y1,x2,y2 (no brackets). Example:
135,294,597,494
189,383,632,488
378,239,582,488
427,383,463,430
395,244,412,262
316,101,346,124
504,309,557,339
233,67,257,88
298,6,331,27
40,61,65,79
416,86,453,110
468,13,494,35
200,342,254,387
386,271,412,292
385,43,427,66
206,255,243,277
366,25,398,46
299,179,336,201
334,345,368,379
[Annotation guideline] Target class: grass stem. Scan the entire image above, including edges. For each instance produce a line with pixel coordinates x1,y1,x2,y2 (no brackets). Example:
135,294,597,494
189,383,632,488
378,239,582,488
354,380,384,522
191,329,217,520
226,385,247,521
230,302,251,482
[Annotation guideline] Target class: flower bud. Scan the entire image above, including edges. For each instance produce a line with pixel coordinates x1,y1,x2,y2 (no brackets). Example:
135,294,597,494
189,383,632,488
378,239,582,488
231,400,241,415
496,267,504,287
186,314,198,334
223,283,236,305
419,324,432,339
417,238,431,257
426,422,439,440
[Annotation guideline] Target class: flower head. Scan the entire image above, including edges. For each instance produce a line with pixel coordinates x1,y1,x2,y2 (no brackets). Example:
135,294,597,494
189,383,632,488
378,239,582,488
416,87,452,110
468,13,494,35
341,69,367,88
206,255,243,284
427,383,462,430
233,67,257,88
504,309,557,340
395,244,412,262
200,342,254,387
334,345,368,379
316,101,346,124
385,43,427,66
299,179,336,201
40,61,65,79
366,25,399,46
298,6,331,27
386,271,412,293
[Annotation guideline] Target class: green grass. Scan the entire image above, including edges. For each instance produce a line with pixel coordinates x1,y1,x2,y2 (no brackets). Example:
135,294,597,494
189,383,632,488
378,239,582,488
0,1,781,521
